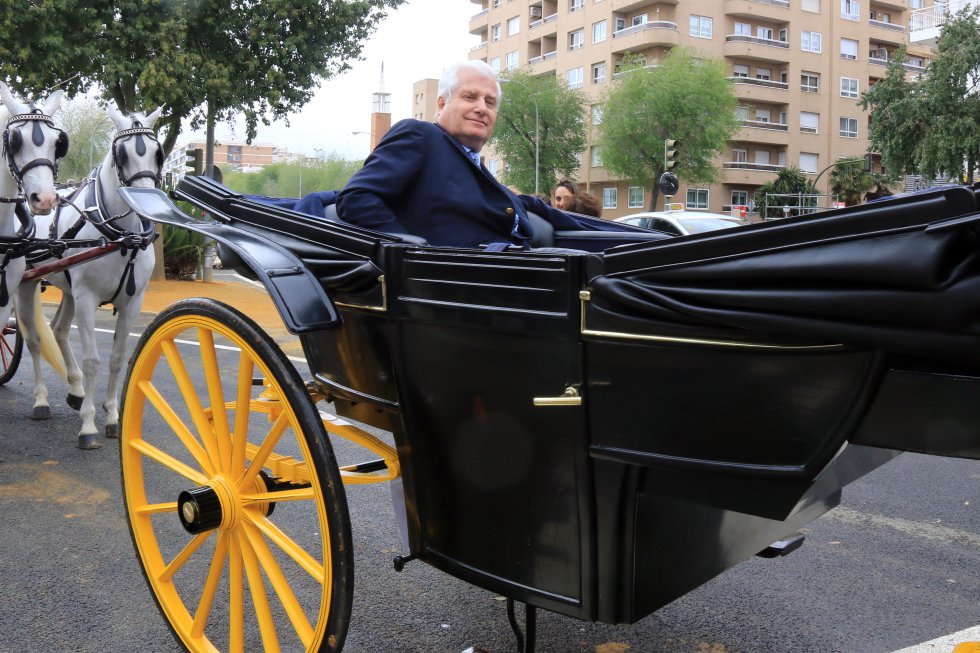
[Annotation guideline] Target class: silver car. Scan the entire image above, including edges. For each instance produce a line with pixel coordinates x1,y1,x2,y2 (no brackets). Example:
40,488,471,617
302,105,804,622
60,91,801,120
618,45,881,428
614,211,750,236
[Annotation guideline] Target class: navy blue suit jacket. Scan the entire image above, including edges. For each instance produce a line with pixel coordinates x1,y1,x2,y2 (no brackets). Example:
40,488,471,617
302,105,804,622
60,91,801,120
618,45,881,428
337,119,532,248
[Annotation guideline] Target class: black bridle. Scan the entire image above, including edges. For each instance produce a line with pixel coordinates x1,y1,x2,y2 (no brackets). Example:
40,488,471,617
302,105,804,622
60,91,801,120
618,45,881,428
110,123,163,187
2,111,69,191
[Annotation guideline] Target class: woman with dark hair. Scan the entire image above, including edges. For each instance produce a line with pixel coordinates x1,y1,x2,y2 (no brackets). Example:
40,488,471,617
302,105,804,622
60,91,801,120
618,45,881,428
551,180,577,210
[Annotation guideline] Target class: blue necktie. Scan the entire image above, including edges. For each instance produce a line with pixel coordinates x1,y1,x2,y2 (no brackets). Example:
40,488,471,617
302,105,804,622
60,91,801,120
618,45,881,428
466,149,481,167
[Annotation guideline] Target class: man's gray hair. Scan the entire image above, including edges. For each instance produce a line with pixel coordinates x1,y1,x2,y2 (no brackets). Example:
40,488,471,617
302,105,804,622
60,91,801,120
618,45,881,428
437,60,502,107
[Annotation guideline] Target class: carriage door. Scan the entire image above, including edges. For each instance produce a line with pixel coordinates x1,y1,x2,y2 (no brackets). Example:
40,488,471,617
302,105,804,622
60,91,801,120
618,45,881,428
389,249,593,620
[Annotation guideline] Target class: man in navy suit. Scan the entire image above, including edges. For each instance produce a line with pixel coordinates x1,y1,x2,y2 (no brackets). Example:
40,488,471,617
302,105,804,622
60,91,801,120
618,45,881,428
336,60,532,249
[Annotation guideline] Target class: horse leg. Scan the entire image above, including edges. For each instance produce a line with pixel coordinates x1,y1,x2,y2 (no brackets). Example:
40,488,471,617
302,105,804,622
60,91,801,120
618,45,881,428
71,300,102,450
50,291,84,408
102,298,142,439
15,282,52,420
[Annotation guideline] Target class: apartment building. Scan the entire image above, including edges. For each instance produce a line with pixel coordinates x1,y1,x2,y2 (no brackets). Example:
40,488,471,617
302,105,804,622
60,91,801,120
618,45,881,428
468,0,934,218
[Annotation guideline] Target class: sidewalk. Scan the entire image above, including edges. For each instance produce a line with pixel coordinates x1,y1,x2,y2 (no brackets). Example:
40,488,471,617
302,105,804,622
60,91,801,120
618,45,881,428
41,279,304,358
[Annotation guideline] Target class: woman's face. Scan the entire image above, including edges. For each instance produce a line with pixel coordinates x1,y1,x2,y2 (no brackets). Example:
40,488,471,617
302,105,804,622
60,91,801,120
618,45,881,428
553,186,574,210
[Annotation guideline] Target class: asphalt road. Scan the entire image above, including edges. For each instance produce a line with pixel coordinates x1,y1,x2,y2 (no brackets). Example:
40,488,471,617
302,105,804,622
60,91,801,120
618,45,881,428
0,306,978,653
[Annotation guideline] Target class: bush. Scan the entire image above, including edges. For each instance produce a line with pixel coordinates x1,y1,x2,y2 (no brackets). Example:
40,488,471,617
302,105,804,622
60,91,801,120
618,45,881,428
162,222,207,280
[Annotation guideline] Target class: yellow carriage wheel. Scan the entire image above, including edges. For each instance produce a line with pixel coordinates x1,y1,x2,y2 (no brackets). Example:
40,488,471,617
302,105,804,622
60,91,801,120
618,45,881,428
119,298,353,653
0,311,23,385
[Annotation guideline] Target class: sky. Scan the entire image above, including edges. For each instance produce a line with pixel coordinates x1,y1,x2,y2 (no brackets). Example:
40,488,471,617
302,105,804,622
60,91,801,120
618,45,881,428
184,0,480,160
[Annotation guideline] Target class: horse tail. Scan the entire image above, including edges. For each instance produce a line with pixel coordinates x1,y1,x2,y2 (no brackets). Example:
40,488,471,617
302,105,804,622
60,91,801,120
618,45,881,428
24,284,68,380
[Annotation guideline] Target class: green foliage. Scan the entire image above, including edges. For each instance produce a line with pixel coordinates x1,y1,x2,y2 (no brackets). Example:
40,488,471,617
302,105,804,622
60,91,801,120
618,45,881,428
829,159,874,206
54,97,114,183
162,221,207,280
598,48,739,210
861,7,980,181
753,167,820,220
221,155,362,198
0,0,405,155
491,68,588,194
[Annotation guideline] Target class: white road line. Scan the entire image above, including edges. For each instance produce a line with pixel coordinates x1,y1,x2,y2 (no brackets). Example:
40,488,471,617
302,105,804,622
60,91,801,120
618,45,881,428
890,625,980,652
78,324,308,365
825,506,980,547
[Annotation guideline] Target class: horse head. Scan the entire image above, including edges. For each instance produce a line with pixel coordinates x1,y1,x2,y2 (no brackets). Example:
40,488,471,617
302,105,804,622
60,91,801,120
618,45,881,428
107,103,164,189
0,82,67,215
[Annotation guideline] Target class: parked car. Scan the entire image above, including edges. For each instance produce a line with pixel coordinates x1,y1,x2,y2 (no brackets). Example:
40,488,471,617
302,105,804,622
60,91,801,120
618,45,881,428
614,211,750,236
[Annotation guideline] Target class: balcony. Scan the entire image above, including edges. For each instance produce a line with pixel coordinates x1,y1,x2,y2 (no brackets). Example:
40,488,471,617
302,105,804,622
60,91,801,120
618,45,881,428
724,34,790,63
910,0,980,45
611,21,680,54
729,76,788,103
469,9,489,35
724,0,790,21
528,50,558,74
869,20,906,45
613,63,661,80
612,0,678,12
723,162,786,185
735,121,790,145
470,41,489,53
529,12,558,32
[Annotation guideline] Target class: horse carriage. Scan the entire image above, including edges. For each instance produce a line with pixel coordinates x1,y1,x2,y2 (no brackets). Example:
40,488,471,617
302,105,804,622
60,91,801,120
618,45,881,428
106,171,980,653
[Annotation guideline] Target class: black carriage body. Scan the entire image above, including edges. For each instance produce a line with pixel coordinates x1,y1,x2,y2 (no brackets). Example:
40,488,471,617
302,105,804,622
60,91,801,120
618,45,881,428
122,179,980,626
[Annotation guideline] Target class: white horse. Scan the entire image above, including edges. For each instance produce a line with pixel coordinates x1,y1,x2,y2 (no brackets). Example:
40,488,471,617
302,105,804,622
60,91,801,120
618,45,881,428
0,82,66,376
18,103,162,449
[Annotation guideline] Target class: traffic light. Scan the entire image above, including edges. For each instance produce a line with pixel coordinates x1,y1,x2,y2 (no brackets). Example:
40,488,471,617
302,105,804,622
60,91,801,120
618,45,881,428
185,147,204,176
664,139,680,171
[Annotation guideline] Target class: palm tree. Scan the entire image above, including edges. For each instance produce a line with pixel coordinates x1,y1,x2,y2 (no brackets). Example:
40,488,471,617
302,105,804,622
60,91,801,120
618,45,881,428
829,159,874,206
753,167,820,220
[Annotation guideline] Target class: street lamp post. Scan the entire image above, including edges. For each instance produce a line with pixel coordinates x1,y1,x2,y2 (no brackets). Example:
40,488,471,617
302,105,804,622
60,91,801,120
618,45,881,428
499,77,540,195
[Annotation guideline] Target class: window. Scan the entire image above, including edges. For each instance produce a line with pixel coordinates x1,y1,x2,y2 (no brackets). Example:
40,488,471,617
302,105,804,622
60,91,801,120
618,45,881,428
779,28,788,43
840,117,858,138
756,67,771,81
226,145,242,163
802,0,820,10
800,111,819,134
690,15,712,38
801,72,819,92
592,62,606,84
755,108,771,123
733,64,749,78
840,77,859,98
492,0,500,7
615,17,626,32
756,26,774,41
907,55,925,68
754,150,770,165
490,57,501,74
567,67,584,89
570,0,584,11
592,20,607,43
491,24,501,41
734,106,750,121
591,145,603,167
487,159,500,177
732,148,748,163
686,188,708,210
802,31,822,53
841,38,858,60
909,0,923,7
569,29,584,50
505,50,519,70
602,187,618,209
732,190,749,207
800,152,818,173
507,16,520,36
734,22,752,36
628,186,644,208
841,0,859,20
592,104,604,125
631,14,648,27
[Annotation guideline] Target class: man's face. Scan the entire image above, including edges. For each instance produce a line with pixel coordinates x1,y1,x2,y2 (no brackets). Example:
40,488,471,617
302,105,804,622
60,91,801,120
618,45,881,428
437,68,498,151
553,186,574,210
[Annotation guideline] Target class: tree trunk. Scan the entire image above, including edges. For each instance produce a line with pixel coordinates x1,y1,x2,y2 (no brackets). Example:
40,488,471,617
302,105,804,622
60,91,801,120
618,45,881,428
648,181,661,212
205,99,216,179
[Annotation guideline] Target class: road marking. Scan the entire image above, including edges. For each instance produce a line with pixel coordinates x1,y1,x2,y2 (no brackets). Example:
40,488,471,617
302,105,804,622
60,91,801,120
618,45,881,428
890,625,980,652
824,506,980,547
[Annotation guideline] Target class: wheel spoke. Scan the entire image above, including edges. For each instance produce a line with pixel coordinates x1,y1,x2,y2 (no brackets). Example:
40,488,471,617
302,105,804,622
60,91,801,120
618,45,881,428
138,379,214,476
191,531,230,639
162,339,224,472
243,511,325,584
160,531,213,583
238,530,283,653
198,328,232,471
134,501,178,516
241,488,315,505
238,412,290,490
128,438,209,486
241,521,315,648
231,351,255,480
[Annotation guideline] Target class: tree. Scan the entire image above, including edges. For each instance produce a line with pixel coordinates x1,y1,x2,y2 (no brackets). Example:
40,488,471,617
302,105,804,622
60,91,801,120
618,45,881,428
491,68,587,194
829,158,874,206
55,97,115,183
598,49,739,211
753,167,819,220
861,7,980,181
223,154,362,198
0,0,404,157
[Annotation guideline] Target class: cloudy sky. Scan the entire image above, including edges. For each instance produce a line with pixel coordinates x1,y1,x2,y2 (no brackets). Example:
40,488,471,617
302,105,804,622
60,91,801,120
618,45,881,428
185,0,479,160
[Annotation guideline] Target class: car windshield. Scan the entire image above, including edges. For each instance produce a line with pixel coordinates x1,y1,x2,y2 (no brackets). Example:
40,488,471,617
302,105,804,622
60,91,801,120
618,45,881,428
680,218,742,234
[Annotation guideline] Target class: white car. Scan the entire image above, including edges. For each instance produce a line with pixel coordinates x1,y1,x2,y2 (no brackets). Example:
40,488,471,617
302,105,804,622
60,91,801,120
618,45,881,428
614,211,750,236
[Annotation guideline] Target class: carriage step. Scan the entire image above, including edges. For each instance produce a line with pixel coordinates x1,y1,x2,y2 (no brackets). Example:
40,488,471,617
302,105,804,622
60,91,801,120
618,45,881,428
756,532,805,558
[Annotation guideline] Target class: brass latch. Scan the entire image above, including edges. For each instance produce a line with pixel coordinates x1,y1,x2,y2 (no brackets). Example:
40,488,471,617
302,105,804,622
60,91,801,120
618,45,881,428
533,386,583,407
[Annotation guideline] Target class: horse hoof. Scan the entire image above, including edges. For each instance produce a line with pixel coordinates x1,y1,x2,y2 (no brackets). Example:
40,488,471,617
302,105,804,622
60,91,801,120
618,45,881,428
30,406,52,420
66,394,84,411
77,434,102,450
105,423,118,439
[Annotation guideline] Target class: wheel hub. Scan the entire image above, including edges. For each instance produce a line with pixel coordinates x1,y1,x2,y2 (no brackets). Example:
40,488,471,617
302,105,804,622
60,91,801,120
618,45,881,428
177,475,239,534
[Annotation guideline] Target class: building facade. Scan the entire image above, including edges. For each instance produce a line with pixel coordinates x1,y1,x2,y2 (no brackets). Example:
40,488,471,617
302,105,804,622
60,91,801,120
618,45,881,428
162,140,280,186
468,0,935,218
